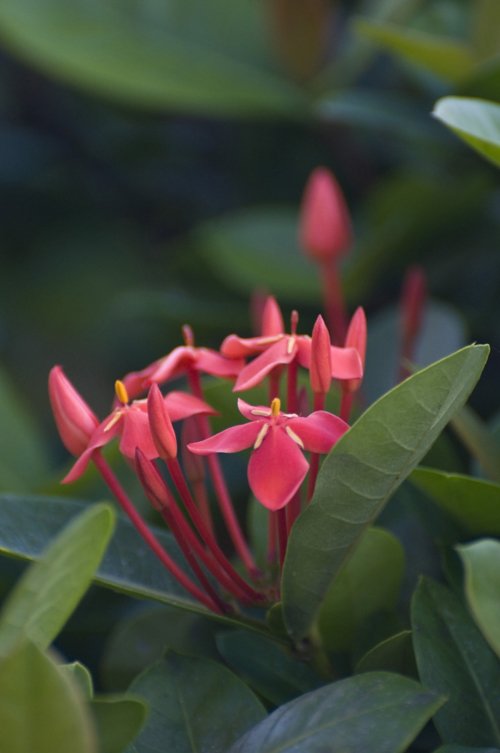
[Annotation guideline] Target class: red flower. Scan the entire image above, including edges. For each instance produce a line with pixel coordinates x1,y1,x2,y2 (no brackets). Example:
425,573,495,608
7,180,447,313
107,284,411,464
188,398,348,510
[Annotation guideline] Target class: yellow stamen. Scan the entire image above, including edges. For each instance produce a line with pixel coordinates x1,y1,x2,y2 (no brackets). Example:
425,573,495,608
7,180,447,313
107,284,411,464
253,423,269,449
285,425,304,448
251,408,271,417
114,380,129,405
271,397,281,418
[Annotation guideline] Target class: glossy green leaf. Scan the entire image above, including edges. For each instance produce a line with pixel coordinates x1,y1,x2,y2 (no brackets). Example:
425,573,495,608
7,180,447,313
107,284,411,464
0,0,303,116
282,344,489,640
92,696,147,753
435,747,500,753
451,405,500,482
101,605,219,690
0,495,247,627
412,578,500,746
0,639,96,753
355,630,416,675
318,527,404,653
128,653,266,753
196,208,319,303
459,539,500,660
411,468,500,536
354,18,475,82
228,671,443,753
0,503,115,654
433,97,500,167
216,630,321,706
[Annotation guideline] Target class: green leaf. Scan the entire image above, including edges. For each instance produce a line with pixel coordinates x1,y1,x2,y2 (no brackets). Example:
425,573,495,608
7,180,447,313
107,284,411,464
0,494,235,624
101,605,219,690
0,0,303,116
196,208,319,304
0,639,96,753
61,662,94,698
355,630,416,675
228,671,443,753
473,0,500,60
282,344,489,640
317,527,404,653
459,539,500,660
411,578,500,746
411,468,500,536
354,18,475,82
451,405,500,483
433,97,500,168
92,695,147,753
0,503,115,654
128,653,266,753
216,630,321,706
435,747,500,753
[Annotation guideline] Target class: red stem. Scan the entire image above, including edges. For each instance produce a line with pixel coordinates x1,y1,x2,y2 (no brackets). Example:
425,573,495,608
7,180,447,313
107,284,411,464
307,392,325,501
321,261,347,344
277,508,288,567
287,358,298,414
340,390,354,423
93,453,220,612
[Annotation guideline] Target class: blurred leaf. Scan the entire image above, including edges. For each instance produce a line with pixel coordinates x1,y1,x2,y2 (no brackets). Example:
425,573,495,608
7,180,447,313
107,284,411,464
355,630,416,675
196,208,319,304
317,527,404,653
61,662,94,698
451,405,500,482
0,503,115,654
0,365,49,491
128,653,265,753
282,345,489,641
412,578,500,746
216,629,321,705
228,671,443,753
0,495,251,628
354,18,475,82
433,97,500,167
412,468,500,536
473,0,500,60
92,696,147,753
0,639,96,753
435,747,500,753
461,56,500,100
459,539,500,660
0,0,304,116
101,605,219,690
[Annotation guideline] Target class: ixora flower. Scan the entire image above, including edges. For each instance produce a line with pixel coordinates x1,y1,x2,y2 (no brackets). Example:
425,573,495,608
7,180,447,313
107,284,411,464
49,366,99,456
188,398,349,510
221,298,363,392
63,379,214,483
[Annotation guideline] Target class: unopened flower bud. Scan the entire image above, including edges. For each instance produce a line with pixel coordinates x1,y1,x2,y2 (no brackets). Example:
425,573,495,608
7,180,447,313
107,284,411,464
310,315,332,394
135,448,168,512
48,366,98,456
344,307,367,394
147,384,177,460
299,167,352,263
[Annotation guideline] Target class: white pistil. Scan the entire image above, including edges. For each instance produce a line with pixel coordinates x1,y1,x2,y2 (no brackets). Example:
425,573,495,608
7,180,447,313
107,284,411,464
287,336,296,355
250,408,271,417
253,423,270,449
285,425,304,448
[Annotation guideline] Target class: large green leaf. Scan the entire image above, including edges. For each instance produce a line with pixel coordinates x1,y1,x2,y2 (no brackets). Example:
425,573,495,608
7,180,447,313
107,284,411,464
128,653,266,753
412,578,500,746
317,527,404,653
227,671,443,753
459,540,500,660
216,630,321,706
0,0,303,116
0,639,96,753
435,747,500,753
0,503,115,654
282,344,489,640
433,97,500,168
411,468,500,536
355,630,416,676
354,18,475,83
0,495,245,627
92,696,147,753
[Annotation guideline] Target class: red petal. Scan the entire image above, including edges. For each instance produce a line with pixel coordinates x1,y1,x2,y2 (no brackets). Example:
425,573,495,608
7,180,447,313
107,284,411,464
120,407,158,460
248,426,308,510
188,422,261,454
221,333,282,359
237,399,271,421
62,414,121,483
195,349,245,378
287,411,349,453
330,346,363,379
234,339,294,391
147,346,194,385
164,391,215,420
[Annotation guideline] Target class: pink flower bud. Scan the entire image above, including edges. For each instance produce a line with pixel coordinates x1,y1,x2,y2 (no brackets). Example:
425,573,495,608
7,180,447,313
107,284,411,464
48,366,99,456
147,384,177,460
261,295,285,337
310,315,332,394
135,448,168,512
299,167,352,263
343,307,367,394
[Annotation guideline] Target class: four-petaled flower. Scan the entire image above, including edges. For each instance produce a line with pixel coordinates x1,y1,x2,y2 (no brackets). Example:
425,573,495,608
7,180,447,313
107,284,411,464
188,398,349,510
